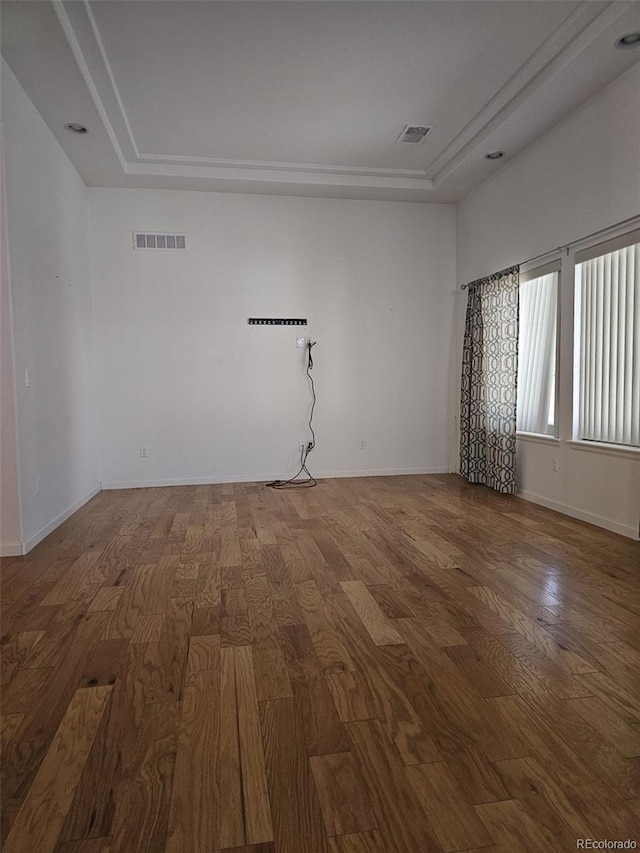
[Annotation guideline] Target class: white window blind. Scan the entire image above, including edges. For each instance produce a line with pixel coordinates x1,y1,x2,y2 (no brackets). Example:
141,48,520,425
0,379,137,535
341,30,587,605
517,271,558,434
576,240,639,447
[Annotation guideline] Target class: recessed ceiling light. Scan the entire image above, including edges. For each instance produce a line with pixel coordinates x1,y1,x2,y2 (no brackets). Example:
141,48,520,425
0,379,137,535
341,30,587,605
485,151,504,160
64,123,89,134
615,32,640,49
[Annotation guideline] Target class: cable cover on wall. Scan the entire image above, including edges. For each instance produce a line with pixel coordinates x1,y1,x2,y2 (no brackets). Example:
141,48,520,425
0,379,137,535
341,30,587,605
248,318,307,325
267,340,317,489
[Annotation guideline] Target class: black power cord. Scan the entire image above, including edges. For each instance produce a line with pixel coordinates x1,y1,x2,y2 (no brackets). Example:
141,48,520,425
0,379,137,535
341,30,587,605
267,340,317,489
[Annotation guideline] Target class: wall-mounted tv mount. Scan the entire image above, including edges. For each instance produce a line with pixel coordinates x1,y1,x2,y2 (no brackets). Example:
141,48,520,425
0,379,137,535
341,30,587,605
248,318,307,326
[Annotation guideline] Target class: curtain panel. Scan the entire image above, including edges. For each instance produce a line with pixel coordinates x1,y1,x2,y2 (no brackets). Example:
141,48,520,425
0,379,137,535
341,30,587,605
460,265,519,494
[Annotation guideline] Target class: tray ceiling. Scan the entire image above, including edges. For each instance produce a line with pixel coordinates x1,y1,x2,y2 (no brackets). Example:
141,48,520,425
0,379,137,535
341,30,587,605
2,1,639,201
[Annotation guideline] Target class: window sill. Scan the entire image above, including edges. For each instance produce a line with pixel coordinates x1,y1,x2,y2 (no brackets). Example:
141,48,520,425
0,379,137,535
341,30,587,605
516,432,560,445
566,440,640,460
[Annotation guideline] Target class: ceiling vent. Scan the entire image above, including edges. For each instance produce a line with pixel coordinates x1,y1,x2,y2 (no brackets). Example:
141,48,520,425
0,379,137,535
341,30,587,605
133,232,187,250
395,125,430,145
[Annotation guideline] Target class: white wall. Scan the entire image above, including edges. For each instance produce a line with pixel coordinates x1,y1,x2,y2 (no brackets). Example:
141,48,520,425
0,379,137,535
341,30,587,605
1,61,100,551
90,188,456,487
456,63,640,538
1,123,22,555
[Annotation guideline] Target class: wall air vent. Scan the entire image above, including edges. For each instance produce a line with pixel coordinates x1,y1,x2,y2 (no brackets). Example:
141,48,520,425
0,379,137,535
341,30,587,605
133,232,187,250
395,125,430,145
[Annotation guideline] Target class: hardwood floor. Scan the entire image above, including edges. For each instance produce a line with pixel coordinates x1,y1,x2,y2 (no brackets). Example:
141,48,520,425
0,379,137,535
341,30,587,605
1,474,639,852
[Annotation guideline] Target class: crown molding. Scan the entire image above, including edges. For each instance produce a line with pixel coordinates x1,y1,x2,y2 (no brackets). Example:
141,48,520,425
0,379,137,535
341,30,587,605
136,151,428,180
52,0,128,170
125,160,434,191
83,0,140,159
429,1,632,186
52,0,633,196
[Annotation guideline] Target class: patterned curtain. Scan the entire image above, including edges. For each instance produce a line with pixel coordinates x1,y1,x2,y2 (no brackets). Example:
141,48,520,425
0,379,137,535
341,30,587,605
460,265,519,494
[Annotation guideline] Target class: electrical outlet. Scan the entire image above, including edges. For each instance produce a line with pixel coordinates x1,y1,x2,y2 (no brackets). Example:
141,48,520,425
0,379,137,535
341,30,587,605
35,477,41,495
296,337,307,349
552,456,559,472
25,369,31,388
140,446,149,458
360,440,367,450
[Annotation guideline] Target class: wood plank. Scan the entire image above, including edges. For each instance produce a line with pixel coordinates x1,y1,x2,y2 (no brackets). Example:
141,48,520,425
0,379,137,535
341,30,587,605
493,756,593,846
309,751,377,837
1,631,44,686
148,595,193,703
565,695,640,758
575,670,640,725
77,638,128,689
130,612,165,644
191,606,220,637
468,586,597,674
166,670,220,853
475,798,565,853
251,646,293,702
281,624,350,756
59,642,158,842
260,698,329,853
407,761,493,852
39,551,106,607
220,846,274,853
13,611,111,745
328,832,387,853
346,718,441,853
486,695,639,839
459,626,590,701
513,685,640,799
325,669,378,723
340,581,404,646
221,587,251,647
326,593,442,766
220,647,245,849
234,646,273,845
187,634,221,673
109,700,179,852
0,714,24,750
396,581,467,648
244,571,280,648
3,686,112,853
444,641,516,698
55,838,112,853
295,580,355,674
87,587,124,613
195,563,220,608
366,584,414,619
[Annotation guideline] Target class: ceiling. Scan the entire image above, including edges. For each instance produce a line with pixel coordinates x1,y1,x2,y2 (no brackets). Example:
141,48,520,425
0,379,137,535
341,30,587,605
2,1,639,202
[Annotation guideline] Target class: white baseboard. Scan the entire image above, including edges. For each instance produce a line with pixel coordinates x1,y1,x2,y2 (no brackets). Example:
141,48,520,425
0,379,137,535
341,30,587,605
101,467,450,490
21,483,103,555
102,474,285,489
0,542,23,557
517,488,638,540
314,467,450,478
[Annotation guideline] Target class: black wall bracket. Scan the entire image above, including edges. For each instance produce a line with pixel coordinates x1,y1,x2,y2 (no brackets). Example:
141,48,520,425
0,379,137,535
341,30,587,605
248,318,307,326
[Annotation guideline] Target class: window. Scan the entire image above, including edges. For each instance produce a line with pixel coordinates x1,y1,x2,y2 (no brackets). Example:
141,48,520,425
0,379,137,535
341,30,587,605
574,232,639,447
517,266,558,435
